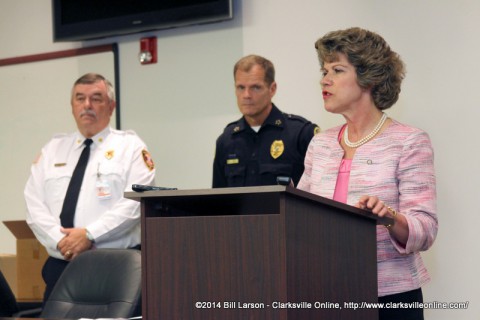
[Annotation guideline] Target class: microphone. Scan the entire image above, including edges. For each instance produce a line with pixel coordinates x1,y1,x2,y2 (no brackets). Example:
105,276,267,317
276,176,294,187
132,184,177,192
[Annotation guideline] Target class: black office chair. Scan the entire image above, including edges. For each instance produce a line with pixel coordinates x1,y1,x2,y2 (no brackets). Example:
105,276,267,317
0,269,18,317
0,269,42,317
40,248,142,319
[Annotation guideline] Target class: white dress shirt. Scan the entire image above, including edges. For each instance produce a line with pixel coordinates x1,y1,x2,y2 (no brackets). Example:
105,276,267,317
25,127,156,259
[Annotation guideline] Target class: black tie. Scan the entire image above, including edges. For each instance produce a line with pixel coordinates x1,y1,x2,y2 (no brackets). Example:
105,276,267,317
60,138,93,228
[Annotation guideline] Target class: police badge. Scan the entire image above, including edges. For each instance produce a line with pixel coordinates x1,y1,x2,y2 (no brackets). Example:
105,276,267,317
270,140,284,159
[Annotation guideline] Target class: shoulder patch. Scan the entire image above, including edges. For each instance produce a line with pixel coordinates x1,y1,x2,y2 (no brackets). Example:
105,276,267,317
33,152,42,165
142,149,155,171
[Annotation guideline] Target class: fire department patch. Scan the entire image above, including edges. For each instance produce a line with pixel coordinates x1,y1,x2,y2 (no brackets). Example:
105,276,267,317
142,149,155,171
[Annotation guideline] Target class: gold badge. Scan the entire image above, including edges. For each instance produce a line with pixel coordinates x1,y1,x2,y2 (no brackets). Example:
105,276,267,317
142,149,155,171
270,140,284,159
233,126,240,132
275,119,282,126
314,126,321,135
227,159,239,165
105,150,114,160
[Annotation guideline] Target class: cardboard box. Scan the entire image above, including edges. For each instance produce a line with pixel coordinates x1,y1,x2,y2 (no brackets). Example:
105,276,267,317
0,253,17,296
3,220,48,302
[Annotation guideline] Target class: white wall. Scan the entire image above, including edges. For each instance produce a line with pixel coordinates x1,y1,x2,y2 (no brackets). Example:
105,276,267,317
1,0,478,318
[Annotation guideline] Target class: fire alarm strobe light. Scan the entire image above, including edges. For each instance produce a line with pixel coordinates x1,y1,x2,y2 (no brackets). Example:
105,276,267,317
139,37,157,65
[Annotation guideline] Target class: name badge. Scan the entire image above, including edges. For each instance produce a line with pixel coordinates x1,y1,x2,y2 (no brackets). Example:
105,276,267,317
96,179,112,200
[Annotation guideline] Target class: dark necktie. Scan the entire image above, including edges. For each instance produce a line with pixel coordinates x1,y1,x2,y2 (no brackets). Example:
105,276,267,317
59,138,93,228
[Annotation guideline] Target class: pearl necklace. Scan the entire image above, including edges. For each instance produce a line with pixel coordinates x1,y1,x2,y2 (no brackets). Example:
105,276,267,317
344,113,387,148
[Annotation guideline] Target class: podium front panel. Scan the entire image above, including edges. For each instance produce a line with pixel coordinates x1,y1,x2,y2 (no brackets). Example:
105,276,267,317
142,190,288,320
144,214,288,319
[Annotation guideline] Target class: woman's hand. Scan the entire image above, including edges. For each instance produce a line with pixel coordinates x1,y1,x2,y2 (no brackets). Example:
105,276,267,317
355,195,409,246
355,195,392,217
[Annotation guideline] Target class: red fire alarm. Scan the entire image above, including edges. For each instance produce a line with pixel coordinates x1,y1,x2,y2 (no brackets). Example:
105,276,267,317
139,37,157,65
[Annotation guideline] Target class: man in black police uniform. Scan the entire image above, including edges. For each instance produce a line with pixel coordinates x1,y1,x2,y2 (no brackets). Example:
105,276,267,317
213,55,319,188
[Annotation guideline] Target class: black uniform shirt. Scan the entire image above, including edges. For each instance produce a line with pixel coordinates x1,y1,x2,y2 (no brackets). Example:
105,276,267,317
212,104,319,188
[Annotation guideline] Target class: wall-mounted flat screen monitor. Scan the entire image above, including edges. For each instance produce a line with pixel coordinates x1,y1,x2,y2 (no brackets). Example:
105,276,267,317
52,0,233,41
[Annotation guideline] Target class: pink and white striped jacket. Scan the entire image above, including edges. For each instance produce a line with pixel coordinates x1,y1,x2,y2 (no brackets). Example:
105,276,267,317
297,119,438,297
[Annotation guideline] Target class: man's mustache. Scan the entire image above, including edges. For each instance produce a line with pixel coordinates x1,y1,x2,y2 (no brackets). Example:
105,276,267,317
80,110,96,118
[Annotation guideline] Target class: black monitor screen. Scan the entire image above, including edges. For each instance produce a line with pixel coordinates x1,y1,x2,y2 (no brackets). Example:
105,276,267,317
52,0,233,41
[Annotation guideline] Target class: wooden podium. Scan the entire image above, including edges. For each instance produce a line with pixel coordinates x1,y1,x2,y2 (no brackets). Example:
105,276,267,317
126,186,388,320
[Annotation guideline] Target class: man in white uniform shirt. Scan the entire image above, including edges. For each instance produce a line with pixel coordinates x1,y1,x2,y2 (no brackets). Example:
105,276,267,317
24,73,156,302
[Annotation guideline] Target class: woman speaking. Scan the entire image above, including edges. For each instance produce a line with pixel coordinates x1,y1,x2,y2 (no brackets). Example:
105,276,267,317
297,27,438,320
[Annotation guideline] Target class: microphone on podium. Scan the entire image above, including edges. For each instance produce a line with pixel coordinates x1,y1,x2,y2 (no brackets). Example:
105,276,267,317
132,184,177,192
276,176,294,187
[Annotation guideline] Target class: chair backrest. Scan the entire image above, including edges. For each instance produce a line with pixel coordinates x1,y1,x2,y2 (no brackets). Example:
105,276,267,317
40,248,141,319
0,269,18,317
